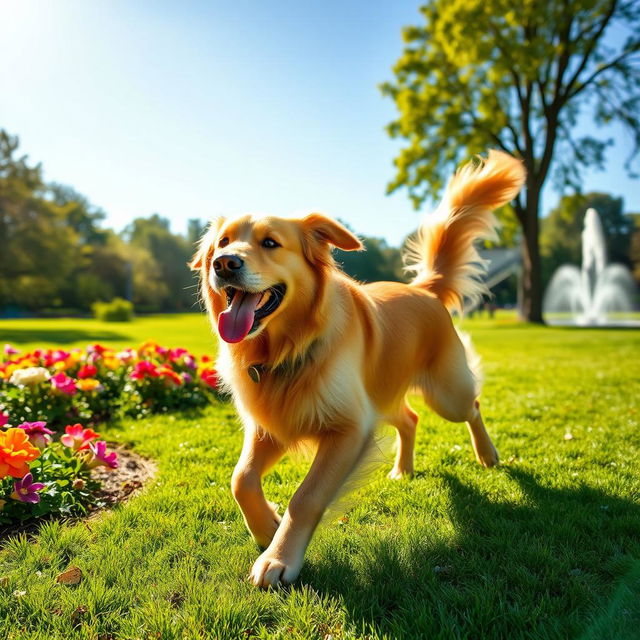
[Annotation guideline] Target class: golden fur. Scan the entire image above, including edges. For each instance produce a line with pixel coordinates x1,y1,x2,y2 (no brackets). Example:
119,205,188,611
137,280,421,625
192,150,525,588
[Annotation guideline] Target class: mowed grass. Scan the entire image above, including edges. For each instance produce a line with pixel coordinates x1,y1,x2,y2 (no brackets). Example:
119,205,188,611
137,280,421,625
0,314,216,356
0,314,639,639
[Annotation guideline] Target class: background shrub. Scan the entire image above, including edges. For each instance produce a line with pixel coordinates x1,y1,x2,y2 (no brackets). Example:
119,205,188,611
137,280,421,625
92,297,134,322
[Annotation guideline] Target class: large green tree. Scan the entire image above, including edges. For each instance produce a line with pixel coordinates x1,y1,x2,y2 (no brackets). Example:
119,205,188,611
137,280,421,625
0,131,77,310
123,215,195,311
336,236,405,283
382,0,640,322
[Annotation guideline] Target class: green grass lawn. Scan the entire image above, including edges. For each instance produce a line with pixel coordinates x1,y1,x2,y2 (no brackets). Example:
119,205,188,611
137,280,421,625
0,314,216,356
1,314,639,639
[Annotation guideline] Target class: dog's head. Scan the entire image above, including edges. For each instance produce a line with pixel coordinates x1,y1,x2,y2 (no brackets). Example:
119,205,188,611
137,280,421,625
191,213,362,345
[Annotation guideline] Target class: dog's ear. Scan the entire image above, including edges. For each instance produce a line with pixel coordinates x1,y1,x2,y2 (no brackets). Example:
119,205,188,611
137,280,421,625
301,213,363,252
189,246,205,271
189,217,225,270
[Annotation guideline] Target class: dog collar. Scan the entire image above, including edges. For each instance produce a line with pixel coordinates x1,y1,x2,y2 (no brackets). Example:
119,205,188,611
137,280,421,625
247,339,320,383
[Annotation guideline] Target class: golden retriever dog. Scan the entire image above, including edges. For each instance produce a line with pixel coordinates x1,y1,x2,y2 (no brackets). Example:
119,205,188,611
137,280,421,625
191,150,525,588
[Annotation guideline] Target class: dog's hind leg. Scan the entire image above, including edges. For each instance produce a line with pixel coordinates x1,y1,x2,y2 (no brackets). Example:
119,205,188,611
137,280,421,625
465,399,499,467
231,426,286,548
420,338,499,468
388,402,419,479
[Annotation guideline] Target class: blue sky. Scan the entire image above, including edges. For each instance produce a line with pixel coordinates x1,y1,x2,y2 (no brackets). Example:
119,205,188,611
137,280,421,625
1,0,638,246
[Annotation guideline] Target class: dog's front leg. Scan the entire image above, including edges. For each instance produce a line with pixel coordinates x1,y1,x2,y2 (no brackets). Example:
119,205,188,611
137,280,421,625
250,426,369,588
232,426,285,548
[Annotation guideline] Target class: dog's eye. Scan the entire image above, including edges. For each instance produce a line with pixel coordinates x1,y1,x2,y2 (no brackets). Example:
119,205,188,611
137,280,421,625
219,237,229,248
262,237,280,249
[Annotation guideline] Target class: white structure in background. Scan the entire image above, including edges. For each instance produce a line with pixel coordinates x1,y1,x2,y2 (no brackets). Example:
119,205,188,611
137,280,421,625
543,208,636,325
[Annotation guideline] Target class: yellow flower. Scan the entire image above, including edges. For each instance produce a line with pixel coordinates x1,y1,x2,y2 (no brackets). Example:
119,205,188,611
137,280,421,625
76,378,102,392
102,357,120,370
138,341,159,356
5,364,19,377
53,360,69,372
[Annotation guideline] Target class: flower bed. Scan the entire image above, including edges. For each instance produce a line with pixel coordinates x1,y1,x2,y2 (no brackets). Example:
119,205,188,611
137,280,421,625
0,342,219,525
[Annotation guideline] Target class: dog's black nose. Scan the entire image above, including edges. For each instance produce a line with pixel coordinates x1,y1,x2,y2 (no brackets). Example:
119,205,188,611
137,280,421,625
213,254,244,276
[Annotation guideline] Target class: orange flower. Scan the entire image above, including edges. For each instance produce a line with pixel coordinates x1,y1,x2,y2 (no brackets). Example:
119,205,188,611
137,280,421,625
158,366,182,386
0,428,41,479
76,378,102,392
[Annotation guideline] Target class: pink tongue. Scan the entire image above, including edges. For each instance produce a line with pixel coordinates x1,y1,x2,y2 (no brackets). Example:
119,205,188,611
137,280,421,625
218,291,262,343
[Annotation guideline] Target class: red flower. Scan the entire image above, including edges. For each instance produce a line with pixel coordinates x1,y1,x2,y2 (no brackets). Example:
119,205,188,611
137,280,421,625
61,424,100,451
158,366,182,386
77,364,98,379
200,368,219,389
88,344,107,355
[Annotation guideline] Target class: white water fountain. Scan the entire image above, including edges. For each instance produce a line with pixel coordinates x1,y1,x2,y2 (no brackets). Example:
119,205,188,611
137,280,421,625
543,208,637,326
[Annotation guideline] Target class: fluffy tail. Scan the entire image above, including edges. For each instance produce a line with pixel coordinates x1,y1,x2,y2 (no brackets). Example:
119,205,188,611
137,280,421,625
404,150,525,311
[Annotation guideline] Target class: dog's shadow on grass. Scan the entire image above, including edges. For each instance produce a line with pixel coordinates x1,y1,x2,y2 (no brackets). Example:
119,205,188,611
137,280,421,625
302,468,640,639
1,328,129,345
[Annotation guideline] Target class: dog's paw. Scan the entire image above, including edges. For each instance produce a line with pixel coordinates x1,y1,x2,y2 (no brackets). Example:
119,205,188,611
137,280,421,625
476,445,500,468
250,550,302,589
387,466,413,480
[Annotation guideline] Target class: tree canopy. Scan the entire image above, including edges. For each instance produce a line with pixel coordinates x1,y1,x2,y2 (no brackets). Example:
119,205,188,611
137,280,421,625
382,0,640,321
0,130,407,315
0,131,199,315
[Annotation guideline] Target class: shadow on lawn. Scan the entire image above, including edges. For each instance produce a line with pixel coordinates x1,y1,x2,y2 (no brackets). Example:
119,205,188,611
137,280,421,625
0,328,129,345
303,468,640,639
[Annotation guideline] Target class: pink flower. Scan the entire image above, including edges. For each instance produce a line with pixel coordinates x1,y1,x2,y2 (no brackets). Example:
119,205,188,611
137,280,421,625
17,421,54,450
61,424,100,450
51,350,70,364
87,441,118,469
11,472,46,503
116,349,135,363
130,360,159,380
88,344,107,356
4,344,19,356
0,412,9,428
50,373,77,396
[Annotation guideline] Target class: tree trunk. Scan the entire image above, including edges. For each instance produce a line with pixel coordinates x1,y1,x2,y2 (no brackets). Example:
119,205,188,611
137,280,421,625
519,195,545,323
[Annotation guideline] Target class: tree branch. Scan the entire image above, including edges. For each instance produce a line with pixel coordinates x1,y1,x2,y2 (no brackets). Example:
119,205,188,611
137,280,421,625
505,121,524,155
521,79,535,173
562,0,619,99
567,50,640,100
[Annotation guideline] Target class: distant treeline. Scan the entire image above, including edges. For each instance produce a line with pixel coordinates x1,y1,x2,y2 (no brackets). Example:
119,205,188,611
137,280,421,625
0,131,406,316
2,129,638,316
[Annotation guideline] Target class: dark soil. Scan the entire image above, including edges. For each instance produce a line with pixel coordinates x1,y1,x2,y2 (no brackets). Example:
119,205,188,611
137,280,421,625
90,445,157,510
0,445,156,539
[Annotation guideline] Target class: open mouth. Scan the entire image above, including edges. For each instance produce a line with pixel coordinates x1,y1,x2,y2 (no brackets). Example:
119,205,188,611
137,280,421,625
218,284,286,343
